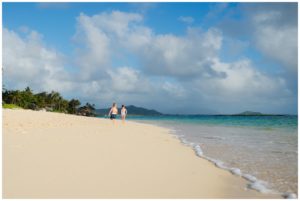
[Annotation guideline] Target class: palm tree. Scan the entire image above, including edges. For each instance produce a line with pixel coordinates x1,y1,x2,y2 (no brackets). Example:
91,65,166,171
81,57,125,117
20,87,35,108
56,95,64,111
61,99,69,113
10,90,22,105
25,86,33,95
47,91,60,109
35,92,48,108
68,99,81,114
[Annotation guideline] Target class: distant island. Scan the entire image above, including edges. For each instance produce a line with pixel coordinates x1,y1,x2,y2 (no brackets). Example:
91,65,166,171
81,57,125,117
233,111,263,116
231,111,286,116
96,105,162,116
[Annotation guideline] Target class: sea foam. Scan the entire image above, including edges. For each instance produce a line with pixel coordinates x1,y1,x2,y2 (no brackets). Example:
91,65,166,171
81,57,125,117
193,144,203,157
162,122,295,198
183,138,278,197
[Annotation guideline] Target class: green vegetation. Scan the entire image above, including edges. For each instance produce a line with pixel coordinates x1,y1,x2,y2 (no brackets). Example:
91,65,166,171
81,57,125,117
3,103,22,109
2,86,96,117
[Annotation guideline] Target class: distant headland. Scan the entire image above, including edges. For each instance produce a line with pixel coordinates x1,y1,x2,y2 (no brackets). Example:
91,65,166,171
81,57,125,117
96,105,162,116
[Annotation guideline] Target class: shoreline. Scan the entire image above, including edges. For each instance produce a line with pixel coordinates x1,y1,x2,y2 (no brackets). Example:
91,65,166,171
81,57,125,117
125,118,297,198
3,109,280,198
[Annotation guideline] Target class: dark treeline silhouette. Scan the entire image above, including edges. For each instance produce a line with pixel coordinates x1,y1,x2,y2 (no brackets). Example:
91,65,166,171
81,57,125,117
2,86,96,117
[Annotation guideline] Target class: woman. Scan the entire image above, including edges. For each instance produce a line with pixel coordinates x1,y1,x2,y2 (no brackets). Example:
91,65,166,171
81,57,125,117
108,103,118,124
121,105,127,124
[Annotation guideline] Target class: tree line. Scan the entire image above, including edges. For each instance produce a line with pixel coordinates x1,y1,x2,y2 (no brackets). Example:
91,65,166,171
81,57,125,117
2,86,96,116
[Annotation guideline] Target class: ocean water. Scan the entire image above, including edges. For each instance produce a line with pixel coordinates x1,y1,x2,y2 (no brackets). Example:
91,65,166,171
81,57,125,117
123,115,298,198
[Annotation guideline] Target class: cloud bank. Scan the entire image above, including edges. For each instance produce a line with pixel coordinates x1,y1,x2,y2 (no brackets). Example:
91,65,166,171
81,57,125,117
3,5,297,114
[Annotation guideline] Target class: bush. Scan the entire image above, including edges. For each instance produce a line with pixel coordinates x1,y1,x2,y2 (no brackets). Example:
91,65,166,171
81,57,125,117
3,104,22,109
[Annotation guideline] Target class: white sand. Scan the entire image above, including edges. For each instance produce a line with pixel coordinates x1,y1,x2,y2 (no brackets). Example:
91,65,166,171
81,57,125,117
3,109,280,198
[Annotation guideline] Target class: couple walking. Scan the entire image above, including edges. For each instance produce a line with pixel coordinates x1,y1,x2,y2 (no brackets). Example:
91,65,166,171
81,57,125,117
108,103,127,124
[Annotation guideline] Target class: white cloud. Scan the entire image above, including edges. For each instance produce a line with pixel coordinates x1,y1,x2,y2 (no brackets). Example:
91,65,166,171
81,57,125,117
162,81,187,98
72,11,146,80
205,3,228,21
211,59,288,95
250,5,298,72
72,13,111,80
252,11,281,24
187,58,294,113
135,28,223,77
255,25,297,71
73,11,223,78
221,37,249,59
3,28,72,92
75,11,143,41
107,67,150,93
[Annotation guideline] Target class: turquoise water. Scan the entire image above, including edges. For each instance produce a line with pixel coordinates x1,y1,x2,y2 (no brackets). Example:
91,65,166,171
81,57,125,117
124,115,297,131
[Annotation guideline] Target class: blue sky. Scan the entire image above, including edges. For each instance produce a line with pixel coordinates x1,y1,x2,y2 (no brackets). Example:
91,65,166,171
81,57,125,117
3,3,227,53
2,2,298,114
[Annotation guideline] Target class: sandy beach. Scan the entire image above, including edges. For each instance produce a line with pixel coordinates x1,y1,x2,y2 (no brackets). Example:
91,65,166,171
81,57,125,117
3,109,280,198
